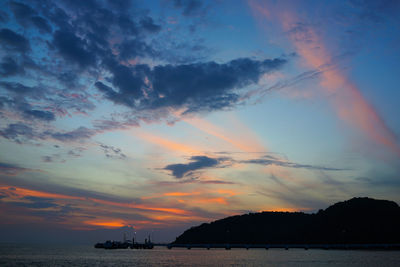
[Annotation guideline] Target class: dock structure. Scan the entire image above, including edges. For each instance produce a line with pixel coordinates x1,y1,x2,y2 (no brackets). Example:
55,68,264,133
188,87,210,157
95,234,154,249
166,243,400,250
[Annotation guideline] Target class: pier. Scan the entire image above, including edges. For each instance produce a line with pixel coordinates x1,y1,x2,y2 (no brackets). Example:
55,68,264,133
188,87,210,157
165,243,400,250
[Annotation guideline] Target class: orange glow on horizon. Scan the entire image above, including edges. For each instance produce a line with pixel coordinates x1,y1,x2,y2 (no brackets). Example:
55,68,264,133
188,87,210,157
84,220,126,228
259,207,302,213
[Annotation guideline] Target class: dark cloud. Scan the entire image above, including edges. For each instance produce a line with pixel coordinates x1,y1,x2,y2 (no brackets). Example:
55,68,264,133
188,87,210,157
106,0,132,10
0,81,34,95
163,153,344,179
9,1,52,33
173,0,204,16
240,157,346,171
42,155,56,163
23,109,55,121
0,0,289,146
92,118,139,131
42,148,83,163
0,162,31,176
0,122,95,143
0,123,36,143
140,16,161,33
96,57,286,114
0,10,9,23
30,16,52,33
349,0,400,23
29,203,81,223
0,89,57,122
9,1,36,21
0,28,30,52
116,38,155,60
98,143,126,159
49,127,95,142
15,196,59,209
67,147,86,157
0,56,24,77
52,29,96,68
151,58,285,113
164,156,220,178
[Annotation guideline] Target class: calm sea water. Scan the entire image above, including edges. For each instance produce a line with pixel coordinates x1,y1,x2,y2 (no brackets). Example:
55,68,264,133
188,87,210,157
0,244,399,266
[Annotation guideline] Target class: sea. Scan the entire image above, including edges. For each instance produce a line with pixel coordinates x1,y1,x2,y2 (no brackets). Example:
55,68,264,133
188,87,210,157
0,244,399,266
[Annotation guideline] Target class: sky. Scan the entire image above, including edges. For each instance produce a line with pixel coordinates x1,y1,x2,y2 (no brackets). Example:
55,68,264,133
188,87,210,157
0,0,400,244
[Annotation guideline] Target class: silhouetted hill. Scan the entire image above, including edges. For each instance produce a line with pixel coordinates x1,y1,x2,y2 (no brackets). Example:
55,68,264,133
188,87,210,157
174,197,400,244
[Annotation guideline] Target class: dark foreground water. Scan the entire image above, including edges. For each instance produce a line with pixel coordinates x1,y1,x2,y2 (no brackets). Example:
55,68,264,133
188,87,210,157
0,244,399,266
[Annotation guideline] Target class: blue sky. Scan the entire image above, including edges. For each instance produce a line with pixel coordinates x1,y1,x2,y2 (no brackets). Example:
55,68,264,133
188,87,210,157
0,0,399,243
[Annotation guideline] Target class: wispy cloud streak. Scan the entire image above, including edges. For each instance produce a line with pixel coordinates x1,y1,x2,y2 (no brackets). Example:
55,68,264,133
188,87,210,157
249,1,400,157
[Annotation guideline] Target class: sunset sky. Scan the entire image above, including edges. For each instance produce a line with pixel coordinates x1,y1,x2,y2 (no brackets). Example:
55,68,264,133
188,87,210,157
1,0,400,243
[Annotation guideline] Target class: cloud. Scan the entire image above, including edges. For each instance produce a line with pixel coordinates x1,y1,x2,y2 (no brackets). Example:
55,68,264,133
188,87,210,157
0,56,24,77
0,28,30,53
349,0,400,23
0,0,290,149
0,123,95,143
173,0,205,16
116,38,155,60
9,1,52,33
0,81,36,95
0,123,36,143
15,196,59,209
30,16,52,33
0,162,32,176
42,155,58,163
23,109,55,121
139,16,161,33
52,29,96,68
0,84,57,122
164,156,220,178
97,57,286,114
9,1,35,20
249,1,400,157
242,68,322,101
41,147,84,163
0,10,9,23
163,152,345,179
98,143,126,159
48,127,95,142
0,0,289,140
241,158,345,171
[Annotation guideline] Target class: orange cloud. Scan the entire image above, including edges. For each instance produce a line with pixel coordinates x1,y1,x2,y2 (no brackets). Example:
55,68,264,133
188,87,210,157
164,192,200,197
133,129,203,155
0,185,85,201
84,220,126,228
88,197,191,215
215,189,239,197
184,115,267,154
196,197,227,204
0,185,191,217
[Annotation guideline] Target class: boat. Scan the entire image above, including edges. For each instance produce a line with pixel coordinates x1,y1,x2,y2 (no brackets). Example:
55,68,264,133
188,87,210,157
94,234,153,249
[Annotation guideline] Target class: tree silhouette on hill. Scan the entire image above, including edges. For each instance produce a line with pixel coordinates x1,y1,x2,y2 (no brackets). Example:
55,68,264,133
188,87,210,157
174,197,400,244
